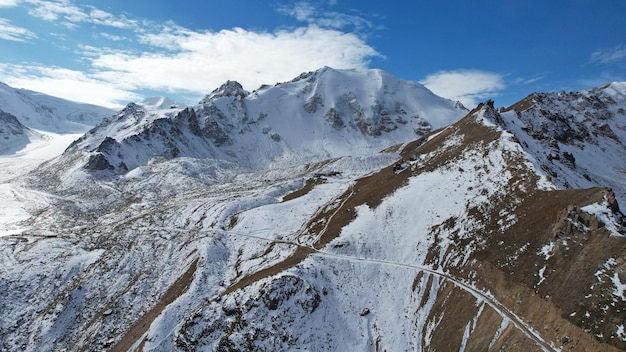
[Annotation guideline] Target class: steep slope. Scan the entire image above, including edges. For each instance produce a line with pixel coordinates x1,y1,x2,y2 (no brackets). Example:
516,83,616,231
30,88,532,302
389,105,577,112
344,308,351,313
0,76,625,352
0,83,115,236
0,81,115,133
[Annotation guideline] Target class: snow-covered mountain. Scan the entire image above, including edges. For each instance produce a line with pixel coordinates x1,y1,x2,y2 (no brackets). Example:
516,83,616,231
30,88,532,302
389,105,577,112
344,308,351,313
0,69,625,352
69,67,463,174
0,109,37,154
0,81,115,134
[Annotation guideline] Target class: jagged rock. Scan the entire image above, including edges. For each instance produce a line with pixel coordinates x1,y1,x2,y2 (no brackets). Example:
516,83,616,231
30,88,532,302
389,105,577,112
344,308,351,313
304,94,324,113
84,153,114,170
323,108,344,128
0,109,31,154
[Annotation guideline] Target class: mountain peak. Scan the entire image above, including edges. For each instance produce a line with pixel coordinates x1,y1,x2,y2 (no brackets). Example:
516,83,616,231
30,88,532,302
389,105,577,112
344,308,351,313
200,80,249,104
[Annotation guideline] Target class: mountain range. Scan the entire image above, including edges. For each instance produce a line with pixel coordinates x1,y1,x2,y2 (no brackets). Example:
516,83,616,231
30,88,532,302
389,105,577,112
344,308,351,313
0,67,624,351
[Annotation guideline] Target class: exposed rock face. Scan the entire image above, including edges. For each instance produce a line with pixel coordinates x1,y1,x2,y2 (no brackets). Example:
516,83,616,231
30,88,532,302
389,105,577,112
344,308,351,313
323,108,344,128
0,109,31,154
176,274,321,351
304,94,324,113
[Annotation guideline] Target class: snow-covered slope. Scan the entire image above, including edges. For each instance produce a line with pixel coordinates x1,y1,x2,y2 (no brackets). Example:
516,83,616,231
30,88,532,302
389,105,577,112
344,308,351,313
0,81,115,133
0,74,625,352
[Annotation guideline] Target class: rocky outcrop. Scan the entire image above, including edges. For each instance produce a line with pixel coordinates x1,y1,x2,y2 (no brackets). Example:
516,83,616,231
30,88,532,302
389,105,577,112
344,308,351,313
0,109,31,154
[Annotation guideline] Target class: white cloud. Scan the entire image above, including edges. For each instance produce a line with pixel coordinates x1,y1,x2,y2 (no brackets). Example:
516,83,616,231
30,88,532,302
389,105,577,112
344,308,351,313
87,8,136,29
88,24,380,94
281,2,316,22
0,18,37,41
420,70,505,108
26,0,86,23
0,64,140,107
0,0,19,8
24,0,135,28
590,43,626,64
0,23,379,107
99,32,124,41
578,72,626,89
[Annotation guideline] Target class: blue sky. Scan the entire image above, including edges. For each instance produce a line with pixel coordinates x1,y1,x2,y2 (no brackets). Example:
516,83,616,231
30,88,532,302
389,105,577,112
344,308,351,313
1,0,625,108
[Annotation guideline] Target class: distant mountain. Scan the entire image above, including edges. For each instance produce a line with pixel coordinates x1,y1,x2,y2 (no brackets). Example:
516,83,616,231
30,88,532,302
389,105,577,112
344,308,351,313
1,70,625,352
0,109,38,155
0,81,115,134
49,67,466,178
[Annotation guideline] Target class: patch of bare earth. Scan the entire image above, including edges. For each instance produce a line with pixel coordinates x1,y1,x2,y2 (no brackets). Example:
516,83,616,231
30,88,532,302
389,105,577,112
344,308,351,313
502,93,536,112
281,177,326,202
468,187,626,351
110,258,199,351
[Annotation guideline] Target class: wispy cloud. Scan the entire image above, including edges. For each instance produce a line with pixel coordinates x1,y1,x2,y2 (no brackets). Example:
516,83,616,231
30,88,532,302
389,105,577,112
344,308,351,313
98,32,124,42
277,1,376,32
511,75,544,85
24,0,136,28
26,0,86,23
420,70,505,108
590,43,626,64
577,71,626,89
0,18,37,41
